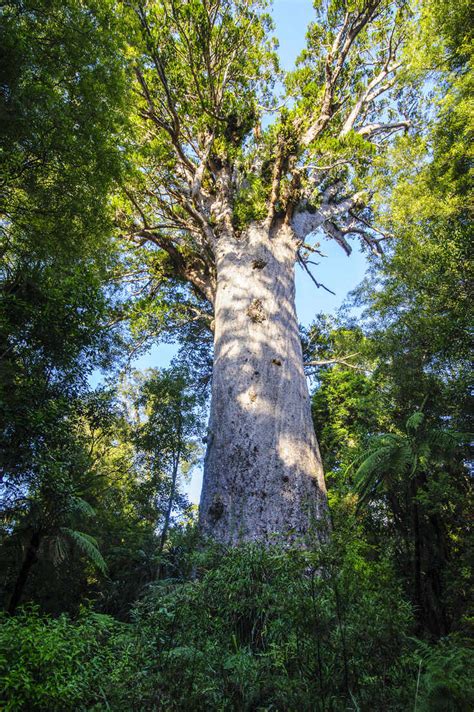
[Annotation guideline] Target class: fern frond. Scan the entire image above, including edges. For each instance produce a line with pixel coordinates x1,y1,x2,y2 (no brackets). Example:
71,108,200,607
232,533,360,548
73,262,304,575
427,430,472,453
406,411,425,433
69,497,96,518
354,445,398,483
61,528,107,573
51,535,68,566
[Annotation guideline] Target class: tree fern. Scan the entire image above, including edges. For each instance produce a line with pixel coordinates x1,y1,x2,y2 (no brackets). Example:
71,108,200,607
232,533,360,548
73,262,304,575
61,528,107,574
351,411,471,511
69,497,96,518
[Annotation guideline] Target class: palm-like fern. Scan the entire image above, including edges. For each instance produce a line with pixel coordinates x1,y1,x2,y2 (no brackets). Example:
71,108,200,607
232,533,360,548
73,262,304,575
58,529,107,573
350,411,470,510
42,496,107,572
349,409,471,634
8,494,107,613
352,435,413,508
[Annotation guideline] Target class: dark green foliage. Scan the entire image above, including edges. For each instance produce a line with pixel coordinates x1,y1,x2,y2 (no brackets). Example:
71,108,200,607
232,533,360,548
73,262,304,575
0,0,131,614
1,368,202,617
413,636,474,712
0,0,129,530
0,607,126,711
304,0,473,640
1,543,472,711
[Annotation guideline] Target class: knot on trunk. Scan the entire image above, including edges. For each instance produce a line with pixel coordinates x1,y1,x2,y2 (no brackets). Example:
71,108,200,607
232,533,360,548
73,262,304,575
252,258,267,270
247,298,266,323
208,497,224,523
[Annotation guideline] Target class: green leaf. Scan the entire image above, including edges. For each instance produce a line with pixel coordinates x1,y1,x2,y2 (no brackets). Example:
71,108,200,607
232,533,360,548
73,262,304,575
61,529,107,574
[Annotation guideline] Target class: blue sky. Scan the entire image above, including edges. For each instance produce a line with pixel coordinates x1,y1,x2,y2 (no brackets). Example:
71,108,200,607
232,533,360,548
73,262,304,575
131,0,369,503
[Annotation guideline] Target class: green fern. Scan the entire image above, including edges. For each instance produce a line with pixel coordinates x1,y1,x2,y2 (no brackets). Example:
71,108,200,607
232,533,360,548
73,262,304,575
406,411,425,433
351,410,471,511
61,528,107,573
69,497,96,518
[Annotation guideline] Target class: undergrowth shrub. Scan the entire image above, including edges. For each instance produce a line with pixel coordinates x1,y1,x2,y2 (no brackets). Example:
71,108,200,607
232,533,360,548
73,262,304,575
1,540,472,710
112,540,415,711
414,635,474,712
0,607,126,711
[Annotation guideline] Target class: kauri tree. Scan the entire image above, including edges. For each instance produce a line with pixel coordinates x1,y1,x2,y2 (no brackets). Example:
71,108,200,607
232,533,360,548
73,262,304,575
118,0,417,544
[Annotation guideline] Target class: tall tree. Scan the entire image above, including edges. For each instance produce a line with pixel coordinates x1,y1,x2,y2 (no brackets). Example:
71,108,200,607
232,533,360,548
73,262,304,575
0,0,128,508
307,0,473,634
119,0,417,543
0,0,129,608
133,367,203,558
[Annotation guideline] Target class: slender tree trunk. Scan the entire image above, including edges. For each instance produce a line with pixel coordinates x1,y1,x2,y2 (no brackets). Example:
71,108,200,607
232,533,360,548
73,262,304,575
159,451,180,556
8,530,41,614
411,479,423,631
199,221,328,544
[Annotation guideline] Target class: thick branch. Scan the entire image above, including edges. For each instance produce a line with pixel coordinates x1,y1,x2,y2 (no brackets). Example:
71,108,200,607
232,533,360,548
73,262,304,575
356,120,411,138
133,229,215,305
305,353,366,371
292,189,365,249
265,135,286,227
301,1,383,146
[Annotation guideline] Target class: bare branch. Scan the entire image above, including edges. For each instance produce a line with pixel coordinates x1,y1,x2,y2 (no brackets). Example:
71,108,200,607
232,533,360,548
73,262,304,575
339,61,403,137
191,131,215,202
323,221,352,255
297,253,336,295
305,353,367,372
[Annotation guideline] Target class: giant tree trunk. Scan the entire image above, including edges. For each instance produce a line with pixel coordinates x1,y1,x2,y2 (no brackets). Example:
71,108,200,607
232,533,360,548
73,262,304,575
199,221,328,544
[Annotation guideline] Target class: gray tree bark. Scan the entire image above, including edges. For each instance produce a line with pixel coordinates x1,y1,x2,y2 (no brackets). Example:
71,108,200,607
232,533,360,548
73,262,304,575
199,221,328,544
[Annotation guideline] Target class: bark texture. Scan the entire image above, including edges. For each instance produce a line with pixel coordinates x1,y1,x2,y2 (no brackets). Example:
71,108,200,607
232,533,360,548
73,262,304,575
199,222,328,544
8,530,41,614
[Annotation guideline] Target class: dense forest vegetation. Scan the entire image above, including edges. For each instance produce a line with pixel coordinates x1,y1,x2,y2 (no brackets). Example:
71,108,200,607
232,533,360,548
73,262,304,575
0,0,472,709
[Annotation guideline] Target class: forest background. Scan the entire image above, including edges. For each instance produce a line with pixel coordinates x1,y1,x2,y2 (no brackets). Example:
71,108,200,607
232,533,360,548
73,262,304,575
0,0,472,710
